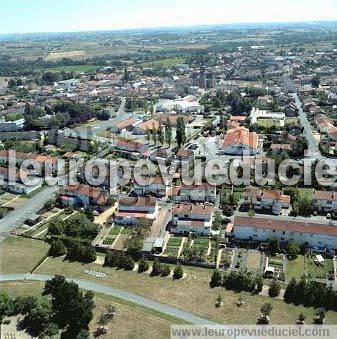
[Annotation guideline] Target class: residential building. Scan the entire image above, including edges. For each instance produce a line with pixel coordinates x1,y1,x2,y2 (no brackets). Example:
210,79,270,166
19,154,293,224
60,184,108,208
221,126,259,156
133,176,171,197
174,183,216,203
115,196,159,226
313,190,337,214
242,187,291,215
233,216,337,249
171,203,213,235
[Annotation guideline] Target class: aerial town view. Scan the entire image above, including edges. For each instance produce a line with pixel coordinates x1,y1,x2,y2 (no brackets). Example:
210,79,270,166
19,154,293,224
0,1,337,338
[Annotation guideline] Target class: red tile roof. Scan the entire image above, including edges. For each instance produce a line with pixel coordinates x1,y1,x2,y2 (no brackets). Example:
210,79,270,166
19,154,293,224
223,126,258,149
234,216,337,236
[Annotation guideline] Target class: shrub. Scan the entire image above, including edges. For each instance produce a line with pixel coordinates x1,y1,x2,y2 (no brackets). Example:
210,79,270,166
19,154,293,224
161,265,171,277
268,280,281,298
173,265,184,280
138,259,150,273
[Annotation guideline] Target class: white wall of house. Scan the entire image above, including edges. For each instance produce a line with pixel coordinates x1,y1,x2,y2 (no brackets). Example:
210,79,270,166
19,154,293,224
234,225,337,249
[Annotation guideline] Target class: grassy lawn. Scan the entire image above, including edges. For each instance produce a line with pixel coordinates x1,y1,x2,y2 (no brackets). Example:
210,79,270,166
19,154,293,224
257,119,279,128
246,252,262,271
0,281,182,339
0,237,50,274
286,256,305,281
35,257,337,325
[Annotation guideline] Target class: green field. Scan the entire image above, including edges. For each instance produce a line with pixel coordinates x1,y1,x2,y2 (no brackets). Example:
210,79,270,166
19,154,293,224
36,256,337,325
0,236,49,274
141,57,186,68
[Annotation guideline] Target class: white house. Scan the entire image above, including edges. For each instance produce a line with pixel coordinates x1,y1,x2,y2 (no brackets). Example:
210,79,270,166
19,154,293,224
233,216,337,250
115,196,159,226
221,126,259,156
171,203,213,235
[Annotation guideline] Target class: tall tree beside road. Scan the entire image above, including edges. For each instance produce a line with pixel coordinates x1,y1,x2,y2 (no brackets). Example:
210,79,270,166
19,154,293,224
157,125,164,146
176,116,186,148
311,75,320,88
146,128,151,144
165,118,173,147
151,125,157,145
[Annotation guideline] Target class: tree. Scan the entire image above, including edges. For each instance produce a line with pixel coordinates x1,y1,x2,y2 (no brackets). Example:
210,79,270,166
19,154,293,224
48,218,65,235
176,116,186,148
255,275,264,294
294,196,313,217
210,270,222,288
151,258,162,276
212,210,222,231
268,237,279,256
146,128,151,144
157,125,165,146
138,258,150,273
49,240,67,257
123,68,130,82
151,127,157,145
258,303,273,324
44,276,95,337
22,300,53,337
161,264,171,277
284,278,298,304
123,255,135,271
165,118,173,147
149,104,154,117
286,242,300,260
268,280,281,298
311,75,320,88
173,265,184,280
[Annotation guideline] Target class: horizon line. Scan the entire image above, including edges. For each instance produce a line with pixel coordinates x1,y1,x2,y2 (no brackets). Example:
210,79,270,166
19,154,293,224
1,19,337,38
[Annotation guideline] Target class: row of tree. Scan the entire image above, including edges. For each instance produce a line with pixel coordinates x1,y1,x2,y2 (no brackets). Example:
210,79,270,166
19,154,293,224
146,116,186,148
284,277,337,311
210,270,263,294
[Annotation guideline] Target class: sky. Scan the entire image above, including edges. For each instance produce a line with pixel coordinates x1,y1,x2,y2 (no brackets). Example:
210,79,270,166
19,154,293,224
1,0,337,35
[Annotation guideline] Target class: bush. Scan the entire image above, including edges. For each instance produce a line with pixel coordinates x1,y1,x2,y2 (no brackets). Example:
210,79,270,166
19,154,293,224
173,265,184,280
268,280,281,298
123,256,135,271
161,265,171,277
138,259,150,273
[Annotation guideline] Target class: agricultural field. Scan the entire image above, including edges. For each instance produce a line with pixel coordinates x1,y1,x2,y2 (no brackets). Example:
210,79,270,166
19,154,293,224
141,57,186,68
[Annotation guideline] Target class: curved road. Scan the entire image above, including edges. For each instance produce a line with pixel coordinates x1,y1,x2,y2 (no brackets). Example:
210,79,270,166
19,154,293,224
0,273,217,325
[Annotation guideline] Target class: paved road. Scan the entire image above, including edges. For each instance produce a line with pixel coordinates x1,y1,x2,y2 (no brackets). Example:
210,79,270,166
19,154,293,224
292,93,323,161
0,273,218,325
0,185,58,239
